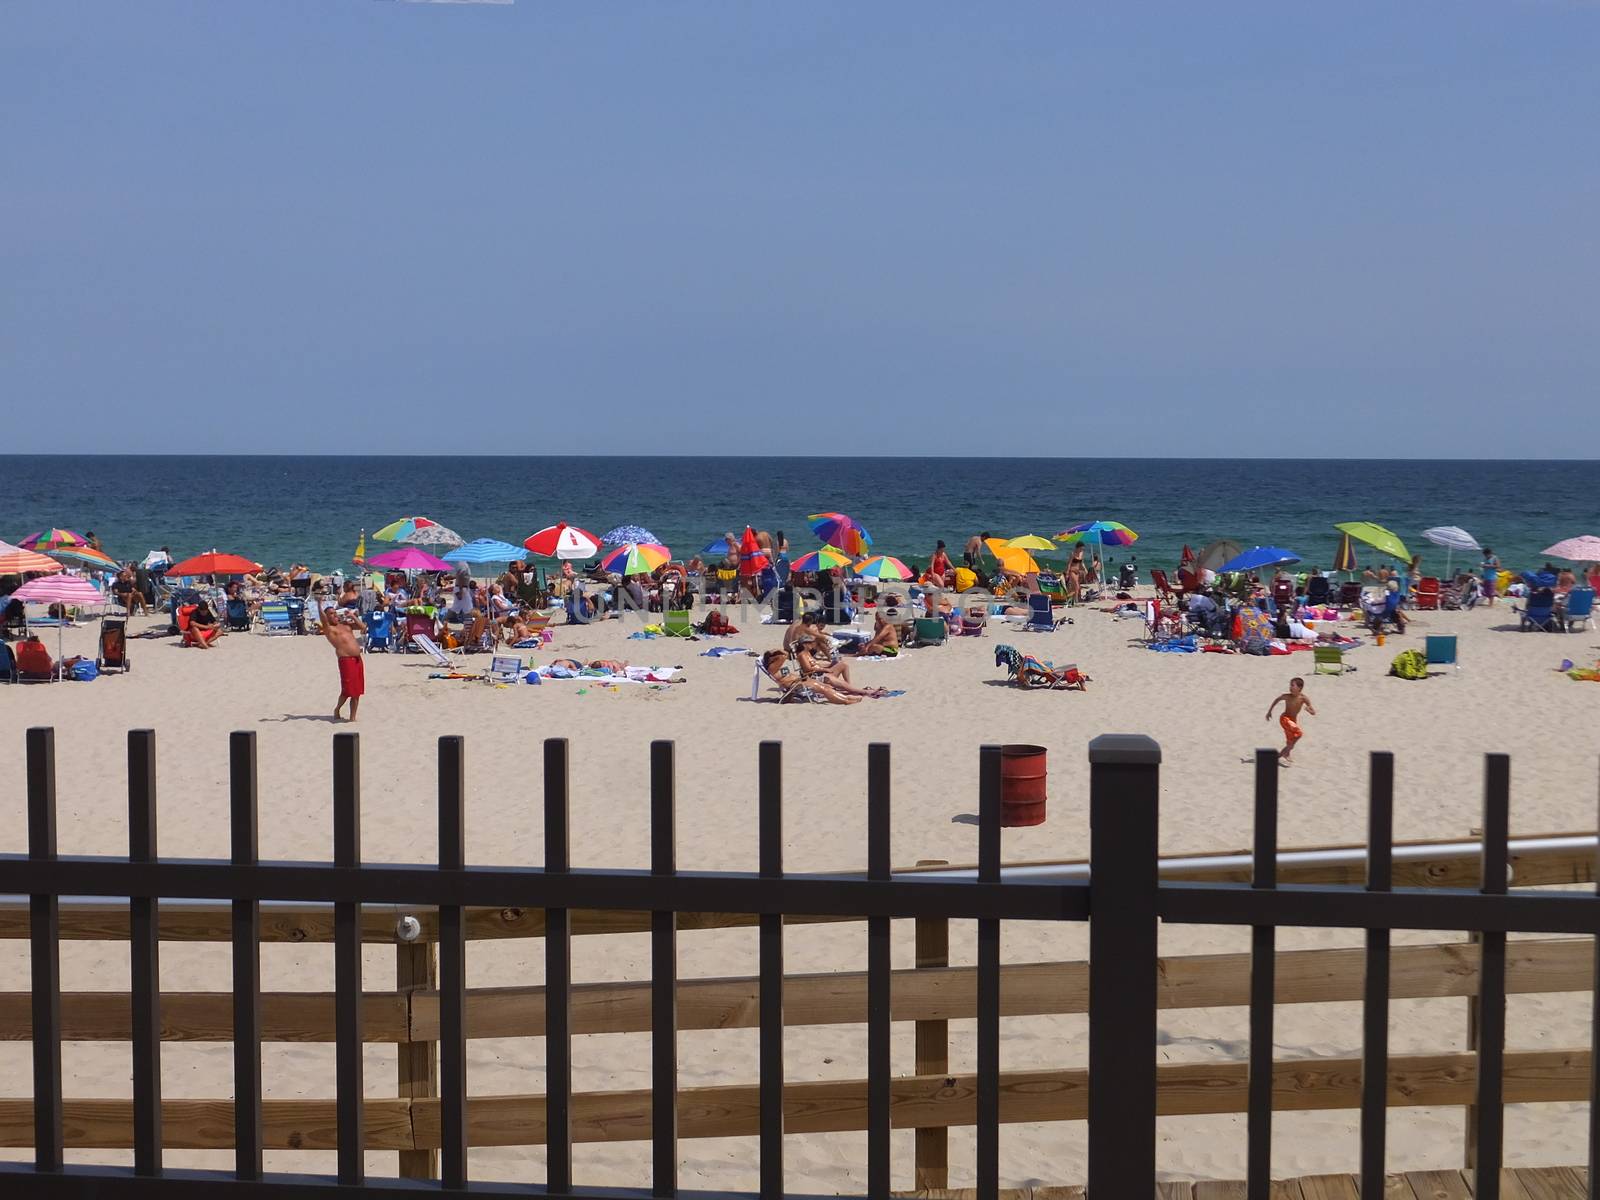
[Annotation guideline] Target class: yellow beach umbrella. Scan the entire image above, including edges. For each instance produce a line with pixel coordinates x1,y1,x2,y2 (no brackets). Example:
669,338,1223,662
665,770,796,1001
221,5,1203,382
1003,534,1057,552
985,539,1040,574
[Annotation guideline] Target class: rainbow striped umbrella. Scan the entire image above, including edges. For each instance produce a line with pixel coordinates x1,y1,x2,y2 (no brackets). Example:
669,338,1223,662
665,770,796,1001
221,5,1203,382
790,547,853,572
807,512,872,557
18,528,89,550
1332,532,1358,574
1054,520,1138,547
0,540,64,574
44,545,116,570
600,542,671,575
853,555,913,580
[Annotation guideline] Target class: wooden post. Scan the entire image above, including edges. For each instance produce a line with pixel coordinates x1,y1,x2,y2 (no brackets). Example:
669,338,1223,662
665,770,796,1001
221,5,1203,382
1465,928,1481,1168
914,860,949,1191
398,938,439,1180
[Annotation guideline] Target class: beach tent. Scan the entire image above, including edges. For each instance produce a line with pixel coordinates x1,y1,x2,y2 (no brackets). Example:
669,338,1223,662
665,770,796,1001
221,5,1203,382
1195,540,1243,572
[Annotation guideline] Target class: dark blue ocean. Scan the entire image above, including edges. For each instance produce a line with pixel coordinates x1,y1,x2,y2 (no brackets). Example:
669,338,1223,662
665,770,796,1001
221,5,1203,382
4,456,1592,577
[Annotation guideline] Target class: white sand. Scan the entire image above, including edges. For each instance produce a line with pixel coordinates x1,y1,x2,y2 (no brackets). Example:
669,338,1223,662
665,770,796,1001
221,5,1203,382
3,596,1597,1188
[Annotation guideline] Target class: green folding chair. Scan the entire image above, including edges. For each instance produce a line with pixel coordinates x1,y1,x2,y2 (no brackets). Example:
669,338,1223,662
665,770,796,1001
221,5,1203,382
663,610,695,637
913,617,948,647
1313,645,1344,675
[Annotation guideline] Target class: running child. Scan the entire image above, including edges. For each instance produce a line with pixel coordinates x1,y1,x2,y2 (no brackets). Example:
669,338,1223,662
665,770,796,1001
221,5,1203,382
1265,677,1316,764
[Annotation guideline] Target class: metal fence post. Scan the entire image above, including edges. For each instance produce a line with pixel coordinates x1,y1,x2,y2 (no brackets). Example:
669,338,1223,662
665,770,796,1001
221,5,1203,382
1087,734,1161,1198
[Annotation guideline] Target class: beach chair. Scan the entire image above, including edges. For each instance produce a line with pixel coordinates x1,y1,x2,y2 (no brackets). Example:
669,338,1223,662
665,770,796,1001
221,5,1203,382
994,644,1087,690
403,610,437,650
15,637,56,681
258,602,293,635
225,598,252,631
364,609,395,652
913,617,948,647
1561,588,1594,632
413,633,454,669
1414,577,1441,611
0,641,17,683
97,619,130,674
1037,573,1069,604
1024,593,1056,633
283,596,307,634
1516,591,1558,632
960,605,988,636
1313,645,1345,676
485,655,522,684
1425,635,1458,669
749,662,823,703
1150,570,1178,603
1336,581,1363,607
1305,576,1331,606
663,610,695,638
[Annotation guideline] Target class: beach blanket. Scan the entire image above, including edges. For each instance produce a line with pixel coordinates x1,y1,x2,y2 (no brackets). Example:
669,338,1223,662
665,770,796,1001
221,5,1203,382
700,646,753,657
1146,636,1197,653
533,665,682,684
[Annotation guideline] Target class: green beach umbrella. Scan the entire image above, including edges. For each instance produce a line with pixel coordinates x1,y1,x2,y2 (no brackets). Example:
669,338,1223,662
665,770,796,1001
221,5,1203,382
1333,521,1410,563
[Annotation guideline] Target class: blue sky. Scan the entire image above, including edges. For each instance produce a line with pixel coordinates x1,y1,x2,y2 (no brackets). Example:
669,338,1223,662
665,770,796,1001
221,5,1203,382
4,2,1597,455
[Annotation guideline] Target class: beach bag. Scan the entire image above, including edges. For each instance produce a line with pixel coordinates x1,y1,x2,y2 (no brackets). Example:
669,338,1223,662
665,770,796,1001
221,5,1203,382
1244,635,1272,656
70,659,99,682
1390,649,1428,680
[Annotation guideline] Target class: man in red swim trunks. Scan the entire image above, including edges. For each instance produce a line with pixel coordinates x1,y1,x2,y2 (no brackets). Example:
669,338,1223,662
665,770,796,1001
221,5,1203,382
1265,676,1316,765
322,605,365,721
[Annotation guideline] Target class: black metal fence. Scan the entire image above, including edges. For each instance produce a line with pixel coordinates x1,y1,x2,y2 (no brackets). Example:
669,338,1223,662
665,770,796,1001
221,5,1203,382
2,726,1599,1199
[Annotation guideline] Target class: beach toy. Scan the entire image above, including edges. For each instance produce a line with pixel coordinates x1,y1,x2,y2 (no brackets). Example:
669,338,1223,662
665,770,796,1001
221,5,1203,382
1561,660,1574,672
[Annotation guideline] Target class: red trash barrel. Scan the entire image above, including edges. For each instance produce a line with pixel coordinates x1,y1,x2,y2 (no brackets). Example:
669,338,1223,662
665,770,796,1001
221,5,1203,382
1000,744,1048,827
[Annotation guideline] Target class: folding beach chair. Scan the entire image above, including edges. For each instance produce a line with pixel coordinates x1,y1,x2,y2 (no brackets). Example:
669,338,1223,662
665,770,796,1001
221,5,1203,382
1516,591,1558,632
1024,593,1056,633
258,602,293,635
913,618,948,647
663,610,695,638
1150,570,1178,603
1424,635,1458,669
1414,577,1441,610
1336,582,1363,607
0,641,17,684
485,655,522,683
1305,576,1331,606
364,609,395,652
225,598,252,631
413,633,454,669
1561,588,1594,632
1313,645,1345,676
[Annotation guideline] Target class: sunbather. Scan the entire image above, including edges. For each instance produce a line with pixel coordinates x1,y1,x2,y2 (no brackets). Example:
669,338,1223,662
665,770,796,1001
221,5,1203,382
862,611,899,656
760,650,858,704
796,633,888,696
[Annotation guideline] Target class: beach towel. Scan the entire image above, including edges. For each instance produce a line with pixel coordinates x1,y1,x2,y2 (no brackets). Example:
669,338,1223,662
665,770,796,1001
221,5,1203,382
700,646,753,657
1147,636,1197,653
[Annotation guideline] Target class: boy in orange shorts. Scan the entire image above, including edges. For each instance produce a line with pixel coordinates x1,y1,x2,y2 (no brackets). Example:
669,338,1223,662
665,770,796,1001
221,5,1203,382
1265,677,1316,765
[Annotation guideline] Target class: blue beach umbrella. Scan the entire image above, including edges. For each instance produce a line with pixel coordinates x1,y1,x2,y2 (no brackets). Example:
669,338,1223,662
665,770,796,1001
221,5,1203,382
700,536,734,557
444,538,525,565
1219,546,1302,573
601,524,660,546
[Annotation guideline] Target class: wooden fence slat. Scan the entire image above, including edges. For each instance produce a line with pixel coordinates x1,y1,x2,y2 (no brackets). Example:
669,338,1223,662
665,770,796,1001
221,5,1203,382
0,990,410,1043
0,1098,415,1151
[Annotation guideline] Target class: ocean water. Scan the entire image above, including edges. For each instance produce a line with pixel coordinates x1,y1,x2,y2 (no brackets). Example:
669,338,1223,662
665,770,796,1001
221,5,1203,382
5,456,1591,577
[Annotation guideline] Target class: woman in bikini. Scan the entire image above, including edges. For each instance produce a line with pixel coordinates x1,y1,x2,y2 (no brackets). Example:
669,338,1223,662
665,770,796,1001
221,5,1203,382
761,650,858,704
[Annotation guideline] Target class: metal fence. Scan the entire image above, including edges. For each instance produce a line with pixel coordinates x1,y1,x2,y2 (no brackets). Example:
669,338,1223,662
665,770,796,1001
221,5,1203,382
2,725,1598,1200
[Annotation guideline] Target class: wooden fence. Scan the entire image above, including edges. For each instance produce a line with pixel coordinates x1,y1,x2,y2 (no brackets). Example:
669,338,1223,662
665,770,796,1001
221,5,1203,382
2,727,1598,1200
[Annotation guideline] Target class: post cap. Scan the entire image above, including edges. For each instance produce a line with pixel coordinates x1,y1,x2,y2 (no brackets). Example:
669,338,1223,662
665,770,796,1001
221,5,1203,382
1088,734,1162,765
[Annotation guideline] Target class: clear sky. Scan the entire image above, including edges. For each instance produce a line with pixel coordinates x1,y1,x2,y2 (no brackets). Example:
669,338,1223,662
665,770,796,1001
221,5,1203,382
4,2,1597,456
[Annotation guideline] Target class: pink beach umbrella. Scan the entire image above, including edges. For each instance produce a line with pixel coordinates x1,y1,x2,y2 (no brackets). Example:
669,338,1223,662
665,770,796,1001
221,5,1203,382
1543,536,1600,564
366,547,453,572
10,574,106,681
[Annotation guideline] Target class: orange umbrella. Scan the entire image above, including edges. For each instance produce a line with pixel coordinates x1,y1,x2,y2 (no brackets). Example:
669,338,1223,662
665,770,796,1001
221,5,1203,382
0,539,65,574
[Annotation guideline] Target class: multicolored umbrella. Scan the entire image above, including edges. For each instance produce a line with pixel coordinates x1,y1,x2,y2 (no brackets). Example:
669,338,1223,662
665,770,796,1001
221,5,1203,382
1332,532,1358,574
18,528,90,551
44,545,117,570
165,552,263,576
373,516,464,548
853,555,913,580
367,547,453,572
790,547,853,572
0,540,64,575
807,512,872,557
1333,522,1409,563
524,522,601,560
1003,535,1057,552
1055,520,1138,547
600,542,671,576
600,524,660,546
444,539,527,565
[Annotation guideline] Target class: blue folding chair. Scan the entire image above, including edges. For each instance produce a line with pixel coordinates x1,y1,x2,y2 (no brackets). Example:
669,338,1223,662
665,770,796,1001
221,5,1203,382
1425,635,1458,669
1562,588,1594,632
1516,589,1558,632
364,608,395,652
1025,592,1056,632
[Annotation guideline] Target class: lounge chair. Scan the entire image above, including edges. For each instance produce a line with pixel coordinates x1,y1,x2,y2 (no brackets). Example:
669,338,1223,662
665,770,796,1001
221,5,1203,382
403,611,437,650
994,644,1086,691
750,662,828,703
1024,593,1056,633
1313,645,1345,676
1425,635,1458,669
1270,580,1295,610
97,619,130,674
1150,570,1178,603
1516,590,1558,632
1561,588,1594,632
259,602,293,635
225,598,252,631
913,617,948,647
364,609,395,652
485,655,522,683
663,610,695,638
1414,577,1441,611
413,633,454,669
1175,568,1202,598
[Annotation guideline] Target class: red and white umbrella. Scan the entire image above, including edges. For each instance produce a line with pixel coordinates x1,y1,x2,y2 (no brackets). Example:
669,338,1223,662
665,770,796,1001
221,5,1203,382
524,522,601,561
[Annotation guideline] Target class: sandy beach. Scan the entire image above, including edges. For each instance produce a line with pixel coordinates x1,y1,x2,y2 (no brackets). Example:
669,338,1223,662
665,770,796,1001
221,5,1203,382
3,596,1598,1188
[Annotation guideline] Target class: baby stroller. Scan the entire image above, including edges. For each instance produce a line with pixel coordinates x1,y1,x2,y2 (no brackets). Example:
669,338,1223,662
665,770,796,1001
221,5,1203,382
98,618,130,674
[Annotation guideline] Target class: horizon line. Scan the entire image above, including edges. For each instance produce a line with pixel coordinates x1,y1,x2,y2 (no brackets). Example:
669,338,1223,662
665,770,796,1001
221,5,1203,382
9,452,1600,463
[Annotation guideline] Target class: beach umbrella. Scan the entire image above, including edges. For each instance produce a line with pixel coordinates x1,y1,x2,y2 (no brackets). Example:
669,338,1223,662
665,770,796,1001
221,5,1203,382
1180,544,1196,566
984,539,1041,574
599,542,671,576
18,528,89,551
0,540,64,575
165,552,263,577
808,512,872,557
1219,546,1302,573
1055,520,1138,547
853,555,913,580
700,536,734,558
1004,535,1057,552
354,530,366,565
1332,532,1358,576
1334,522,1410,563
600,524,660,546
739,527,769,576
1542,536,1600,564
1422,527,1481,577
367,547,453,572
444,539,527,566
790,547,853,572
1196,539,1243,572
524,523,601,561
374,516,464,548
12,574,106,679
46,545,117,570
